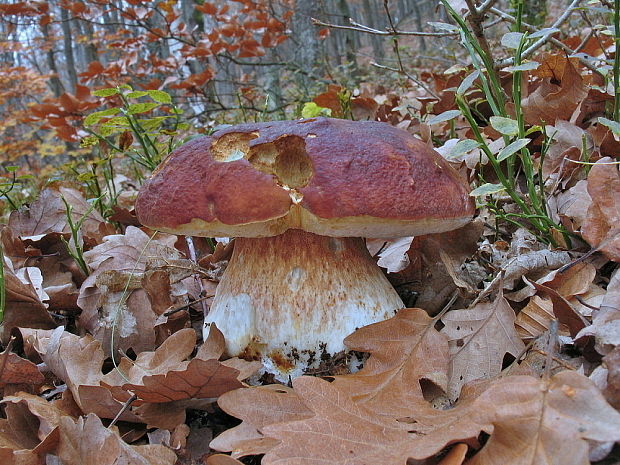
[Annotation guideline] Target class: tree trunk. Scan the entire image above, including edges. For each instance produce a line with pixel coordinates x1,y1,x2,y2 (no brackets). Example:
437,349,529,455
60,7,78,92
291,0,323,92
41,22,64,97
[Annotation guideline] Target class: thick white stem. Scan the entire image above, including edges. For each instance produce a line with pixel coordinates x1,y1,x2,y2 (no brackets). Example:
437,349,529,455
203,229,404,379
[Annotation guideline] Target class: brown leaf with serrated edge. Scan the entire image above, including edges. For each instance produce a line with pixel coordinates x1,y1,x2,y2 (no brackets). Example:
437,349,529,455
26,327,140,423
120,359,244,403
0,390,78,463
582,157,620,261
441,291,525,400
77,226,186,356
0,352,44,386
467,372,620,465
57,413,176,465
522,55,588,125
212,384,311,457
331,308,449,418
7,187,109,242
261,376,488,465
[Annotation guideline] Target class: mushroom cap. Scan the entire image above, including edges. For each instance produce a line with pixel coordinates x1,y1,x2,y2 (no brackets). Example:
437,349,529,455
135,117,474,238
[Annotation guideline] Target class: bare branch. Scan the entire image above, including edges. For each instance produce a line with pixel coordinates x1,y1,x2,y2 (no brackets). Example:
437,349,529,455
495,0,584,67
310,17,457,37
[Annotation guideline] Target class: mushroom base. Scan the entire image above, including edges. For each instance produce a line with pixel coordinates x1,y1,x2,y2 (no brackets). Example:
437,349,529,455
203,229,404,380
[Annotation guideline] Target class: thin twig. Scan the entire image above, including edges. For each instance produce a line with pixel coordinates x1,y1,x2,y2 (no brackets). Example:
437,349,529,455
163,294,214,317
311,17,458,37
108,393,137,429
493,0,592,67
476,0,499,15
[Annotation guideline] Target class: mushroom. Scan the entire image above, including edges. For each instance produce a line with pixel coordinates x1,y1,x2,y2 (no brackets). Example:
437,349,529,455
135,117,474,380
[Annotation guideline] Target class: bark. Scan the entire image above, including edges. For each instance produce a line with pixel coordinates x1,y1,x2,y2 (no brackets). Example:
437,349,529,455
291,0,323,91
40,22,64,97
60,7,78,92
362,0,384,59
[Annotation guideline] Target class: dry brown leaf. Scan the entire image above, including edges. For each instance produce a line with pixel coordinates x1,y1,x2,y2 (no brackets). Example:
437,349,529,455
441,292,525,400
391,221,484,312
261,376,486,465
57,413,177,465
576,268,620,354
7,187,110,242
331,307,449,417
529,280,587,339
77,226,188,356
602,346,620,409
582,157,620,261
207,454,245,465
550,179,591,233
1,265,55,342
366,236,414,273
0,390,73,464
542,121,590,185
522,56,588,125
467,372,620,465
119,359,244,403
212,384,312,457
0,353,45,386
28,327,141,422
515,295,559,341
1,392,69,443
438,443,468,465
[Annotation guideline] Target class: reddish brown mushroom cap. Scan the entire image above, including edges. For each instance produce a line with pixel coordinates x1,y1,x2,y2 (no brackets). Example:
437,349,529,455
135,117,474,238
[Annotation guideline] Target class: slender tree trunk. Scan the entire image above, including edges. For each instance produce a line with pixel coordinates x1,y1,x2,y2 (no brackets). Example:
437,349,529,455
291,0,323,92
41,22,64,96
60,7,78,92
362,0,384,59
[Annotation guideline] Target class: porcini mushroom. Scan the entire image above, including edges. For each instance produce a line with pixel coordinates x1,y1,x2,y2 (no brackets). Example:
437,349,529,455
135,117,474,380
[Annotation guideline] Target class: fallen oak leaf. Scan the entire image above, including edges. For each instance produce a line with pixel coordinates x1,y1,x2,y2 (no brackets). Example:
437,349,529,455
528,279,588,339
2,265,55,342
207,454,245,465
57,413,177,465
211,384,312,458
7,187,109,242
467,371,620,465
522,55,588,126
582,157,620,262
27,327,141,423
331,307,450,418
118,359,245,403
0,352,45,386
261,376,488,465
440,290,525,400
77,226,188,356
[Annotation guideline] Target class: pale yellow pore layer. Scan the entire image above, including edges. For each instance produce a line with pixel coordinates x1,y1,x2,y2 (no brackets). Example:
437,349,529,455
158,203,472,239
203,229,405,380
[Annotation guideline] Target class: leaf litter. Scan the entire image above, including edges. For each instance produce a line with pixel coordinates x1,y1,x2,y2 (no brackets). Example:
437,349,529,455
1,51,620,465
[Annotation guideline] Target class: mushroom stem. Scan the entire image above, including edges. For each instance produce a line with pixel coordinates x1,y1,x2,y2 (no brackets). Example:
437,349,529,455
203,229,404,379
